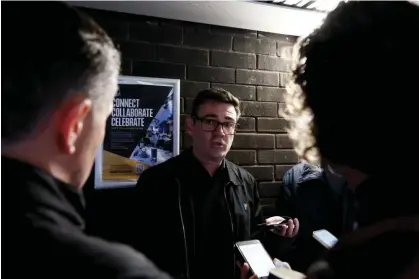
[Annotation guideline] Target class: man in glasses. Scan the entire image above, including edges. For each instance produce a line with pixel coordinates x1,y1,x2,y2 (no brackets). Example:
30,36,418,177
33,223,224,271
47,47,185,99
123,88,299,279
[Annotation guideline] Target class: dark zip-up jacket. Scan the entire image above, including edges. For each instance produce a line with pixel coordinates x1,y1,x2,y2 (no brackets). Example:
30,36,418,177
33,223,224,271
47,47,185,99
120,149,266,279
275,163,352,272
3,156,172,279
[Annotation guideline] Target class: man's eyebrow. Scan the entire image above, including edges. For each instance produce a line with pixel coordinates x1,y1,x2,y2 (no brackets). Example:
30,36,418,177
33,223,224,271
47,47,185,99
201,113,218,118
201,114,235,122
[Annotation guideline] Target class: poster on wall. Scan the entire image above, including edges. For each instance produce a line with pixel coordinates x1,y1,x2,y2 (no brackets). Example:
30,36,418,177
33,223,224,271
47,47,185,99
94,75,180,189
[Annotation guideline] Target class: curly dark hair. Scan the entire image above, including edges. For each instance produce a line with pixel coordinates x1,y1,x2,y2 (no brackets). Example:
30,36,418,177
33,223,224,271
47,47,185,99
283,1,419,174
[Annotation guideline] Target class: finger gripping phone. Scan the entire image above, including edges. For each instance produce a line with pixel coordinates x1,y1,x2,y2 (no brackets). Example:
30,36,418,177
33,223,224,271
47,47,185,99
269,217,292,228
236,240,276,279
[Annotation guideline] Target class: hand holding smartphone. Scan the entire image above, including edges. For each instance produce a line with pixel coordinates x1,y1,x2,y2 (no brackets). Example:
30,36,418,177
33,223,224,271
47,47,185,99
236,240,276,279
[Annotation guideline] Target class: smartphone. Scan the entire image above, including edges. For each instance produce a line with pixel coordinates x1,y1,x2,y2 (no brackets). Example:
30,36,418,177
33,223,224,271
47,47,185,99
312,229,338,249
257,216,292,229
236,240,276,279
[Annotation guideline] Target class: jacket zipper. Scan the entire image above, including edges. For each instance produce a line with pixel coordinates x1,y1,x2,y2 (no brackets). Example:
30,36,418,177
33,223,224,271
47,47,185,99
189,195,196,268
176,178,190,278
224,182,236,279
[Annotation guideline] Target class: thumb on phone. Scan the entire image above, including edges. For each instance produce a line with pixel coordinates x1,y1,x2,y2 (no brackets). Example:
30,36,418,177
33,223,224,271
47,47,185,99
237,261,258,279
273,258,291,270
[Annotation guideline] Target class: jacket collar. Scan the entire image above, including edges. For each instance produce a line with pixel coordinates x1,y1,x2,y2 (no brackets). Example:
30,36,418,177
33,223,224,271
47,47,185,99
224,160,244,186
177,149,243,186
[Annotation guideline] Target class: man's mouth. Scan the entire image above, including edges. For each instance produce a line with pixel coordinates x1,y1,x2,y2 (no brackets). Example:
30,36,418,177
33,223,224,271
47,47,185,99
212,141,226,147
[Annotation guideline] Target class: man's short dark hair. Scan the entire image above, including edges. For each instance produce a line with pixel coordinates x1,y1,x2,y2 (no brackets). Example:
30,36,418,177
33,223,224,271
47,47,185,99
283,1,419,174
2,2,120,143
191,88,241,119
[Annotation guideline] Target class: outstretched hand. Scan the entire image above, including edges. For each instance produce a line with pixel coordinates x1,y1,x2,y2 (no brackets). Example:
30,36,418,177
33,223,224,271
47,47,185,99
265,216,300,238
237,258,292,279
237,261,258,279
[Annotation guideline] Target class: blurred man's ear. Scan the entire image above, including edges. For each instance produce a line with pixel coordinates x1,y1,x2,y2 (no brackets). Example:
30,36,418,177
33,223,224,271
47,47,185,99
185,116,195,136
56,97,92,154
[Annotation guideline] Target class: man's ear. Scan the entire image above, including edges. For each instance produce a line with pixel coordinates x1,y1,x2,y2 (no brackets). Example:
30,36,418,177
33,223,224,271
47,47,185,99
185,116,195,136
57,98,92,154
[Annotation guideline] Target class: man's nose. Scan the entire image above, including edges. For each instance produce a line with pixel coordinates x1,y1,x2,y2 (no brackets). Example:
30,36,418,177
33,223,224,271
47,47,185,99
213,123,225,135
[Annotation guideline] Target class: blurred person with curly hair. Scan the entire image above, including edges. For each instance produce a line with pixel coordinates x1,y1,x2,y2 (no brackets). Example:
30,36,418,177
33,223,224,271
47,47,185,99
279,1,419,279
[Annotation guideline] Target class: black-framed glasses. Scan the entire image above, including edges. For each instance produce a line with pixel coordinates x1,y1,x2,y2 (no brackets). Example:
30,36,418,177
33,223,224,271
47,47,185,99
194,116,238,135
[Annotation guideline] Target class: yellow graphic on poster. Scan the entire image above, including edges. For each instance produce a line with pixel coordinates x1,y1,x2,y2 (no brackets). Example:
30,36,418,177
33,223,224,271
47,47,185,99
96,81,176,189
101,151,149,181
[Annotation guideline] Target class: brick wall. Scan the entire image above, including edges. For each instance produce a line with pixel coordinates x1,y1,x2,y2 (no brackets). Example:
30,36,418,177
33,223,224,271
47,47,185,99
82,8,299,215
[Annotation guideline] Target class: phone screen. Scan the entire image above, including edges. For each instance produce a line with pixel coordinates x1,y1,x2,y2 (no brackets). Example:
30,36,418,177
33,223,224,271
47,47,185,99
238,242,276,278
313,229,338,249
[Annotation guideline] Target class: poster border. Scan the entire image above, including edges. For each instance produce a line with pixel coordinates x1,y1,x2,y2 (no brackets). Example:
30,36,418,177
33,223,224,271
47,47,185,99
94,75,181,189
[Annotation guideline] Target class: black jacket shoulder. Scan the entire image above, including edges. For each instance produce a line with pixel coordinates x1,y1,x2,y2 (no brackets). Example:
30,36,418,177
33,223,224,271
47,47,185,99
3,156,172,279
282,162,323,190
28,224,172,279
134,153,182,195
225,159,256,186
138,152,183,180
137,151,257,189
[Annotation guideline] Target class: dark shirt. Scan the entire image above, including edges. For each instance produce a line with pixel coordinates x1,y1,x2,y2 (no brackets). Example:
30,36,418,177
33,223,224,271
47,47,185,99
186,154,234,279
